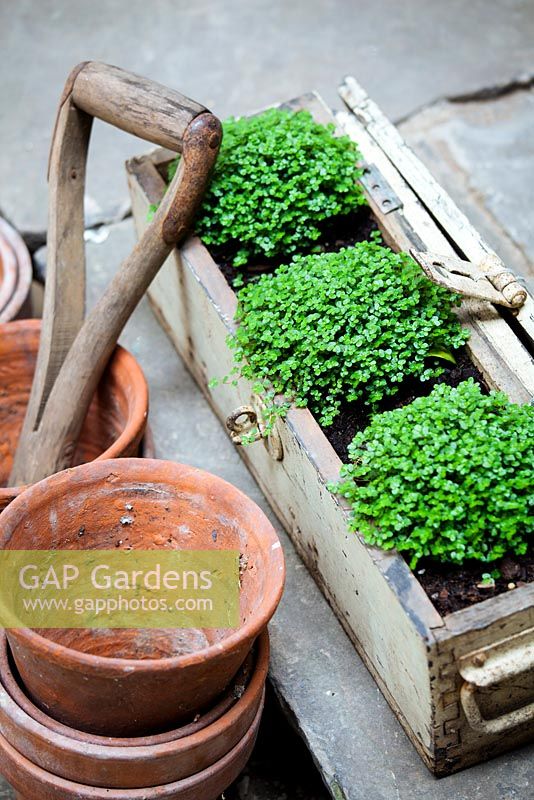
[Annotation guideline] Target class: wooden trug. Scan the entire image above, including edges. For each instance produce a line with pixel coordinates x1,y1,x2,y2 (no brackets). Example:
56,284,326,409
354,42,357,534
9,62,221,486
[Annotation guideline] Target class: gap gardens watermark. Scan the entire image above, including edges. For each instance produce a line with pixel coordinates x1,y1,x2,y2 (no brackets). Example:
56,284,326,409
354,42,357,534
0,550,240,629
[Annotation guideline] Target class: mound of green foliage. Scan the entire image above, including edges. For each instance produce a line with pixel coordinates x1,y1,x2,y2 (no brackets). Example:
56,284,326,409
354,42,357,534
168,108,366,266
230,237,469,426
336,380,534,568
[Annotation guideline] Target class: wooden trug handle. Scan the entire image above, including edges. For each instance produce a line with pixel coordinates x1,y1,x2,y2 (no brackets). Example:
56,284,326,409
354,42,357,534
72,62,206,152
9,64,221,486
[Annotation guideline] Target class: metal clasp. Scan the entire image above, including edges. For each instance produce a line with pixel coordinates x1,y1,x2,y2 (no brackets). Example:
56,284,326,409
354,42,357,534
360,163,403,215
411,250,527,309
226,406,260,444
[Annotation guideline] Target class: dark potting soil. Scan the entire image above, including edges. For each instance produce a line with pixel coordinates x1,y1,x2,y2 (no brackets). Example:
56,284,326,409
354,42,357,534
415,551,534,616
210,212,531,616
321,348,487,463
212,205,378,288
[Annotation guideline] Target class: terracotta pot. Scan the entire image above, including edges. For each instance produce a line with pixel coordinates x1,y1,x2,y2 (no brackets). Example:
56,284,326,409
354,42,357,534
0,634,256,747
0,692,263,799
1,458,284,736
0,319,149,511
0,630,268,788
0,218,32,323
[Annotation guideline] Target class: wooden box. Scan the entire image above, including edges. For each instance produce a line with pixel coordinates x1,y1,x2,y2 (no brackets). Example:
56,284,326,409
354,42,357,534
126,80,534,775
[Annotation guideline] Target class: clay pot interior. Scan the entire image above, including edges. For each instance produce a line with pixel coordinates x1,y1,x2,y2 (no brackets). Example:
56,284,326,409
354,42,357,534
0,320,148,511
2,458,284,660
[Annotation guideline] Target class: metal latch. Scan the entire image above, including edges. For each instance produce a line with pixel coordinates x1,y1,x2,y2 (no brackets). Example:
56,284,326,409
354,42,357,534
411,250,527,309
359,163,403,215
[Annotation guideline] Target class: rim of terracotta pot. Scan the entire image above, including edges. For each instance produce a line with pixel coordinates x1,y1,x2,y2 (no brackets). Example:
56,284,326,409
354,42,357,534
0,230,17,313
2,458,285,676
0,218,32,323
0,691,264,799
0,319,149,507
0,630,268,788
0,629,266,748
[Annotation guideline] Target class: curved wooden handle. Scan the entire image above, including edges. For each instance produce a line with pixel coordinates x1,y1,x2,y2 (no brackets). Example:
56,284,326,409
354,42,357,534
9,64,221,486
62,62,221,244
71,62,206,153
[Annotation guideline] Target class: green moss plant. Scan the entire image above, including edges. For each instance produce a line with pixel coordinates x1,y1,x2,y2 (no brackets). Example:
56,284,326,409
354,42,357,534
335,380,534,568
229,236,469,426
167,108,366,266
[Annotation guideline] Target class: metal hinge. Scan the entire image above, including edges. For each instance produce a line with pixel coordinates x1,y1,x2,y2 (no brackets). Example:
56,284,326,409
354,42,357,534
359,163,403,215
411,250,528,309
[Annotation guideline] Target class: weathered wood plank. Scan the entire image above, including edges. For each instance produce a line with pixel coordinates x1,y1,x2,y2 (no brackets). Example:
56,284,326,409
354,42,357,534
9,96,92,481
339,76,534,388
73,62,206,152
336,107,534,403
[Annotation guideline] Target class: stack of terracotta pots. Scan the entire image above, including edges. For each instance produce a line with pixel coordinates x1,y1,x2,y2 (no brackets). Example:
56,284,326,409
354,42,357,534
0,319,149,512
0,219,32,324
0,458,285,798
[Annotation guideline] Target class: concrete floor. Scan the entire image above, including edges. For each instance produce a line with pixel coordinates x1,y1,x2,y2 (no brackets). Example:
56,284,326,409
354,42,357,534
1,2,533,798
1,0,534,236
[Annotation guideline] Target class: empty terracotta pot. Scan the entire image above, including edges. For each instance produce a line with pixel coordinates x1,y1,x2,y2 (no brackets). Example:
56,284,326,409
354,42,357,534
0,693,263,799
0,218,32,323
0,629,268,788
1,458,284,736
0,319,149,511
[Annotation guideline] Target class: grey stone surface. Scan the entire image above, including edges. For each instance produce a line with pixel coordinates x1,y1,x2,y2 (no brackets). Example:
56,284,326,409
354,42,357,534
6,219,531,799
2,2,534,795
1,0,534,232
400,87,534,292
